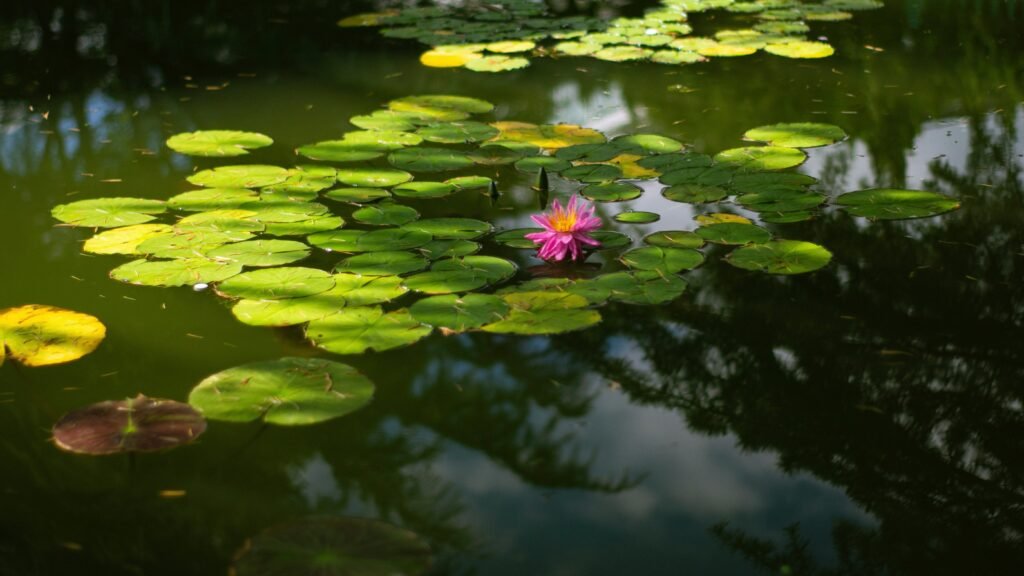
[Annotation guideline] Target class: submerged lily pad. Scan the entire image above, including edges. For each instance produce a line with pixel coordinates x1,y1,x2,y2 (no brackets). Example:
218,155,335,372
52,197,167,228
307,307,431,354
726,240,832,274
110,258,243,287
216,267,335,300
0,305,106,367
410,294,509,332
482,292,600,335
188,357,374,425
231,516,432,576
52,395,206,455
166,130,272,157
835,189,961,220
743,123,847,148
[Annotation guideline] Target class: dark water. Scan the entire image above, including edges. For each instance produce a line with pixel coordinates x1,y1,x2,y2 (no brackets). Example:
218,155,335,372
1,1,1023,574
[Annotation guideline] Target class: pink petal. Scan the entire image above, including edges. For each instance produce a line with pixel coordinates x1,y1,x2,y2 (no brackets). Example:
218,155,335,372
531,214,554,230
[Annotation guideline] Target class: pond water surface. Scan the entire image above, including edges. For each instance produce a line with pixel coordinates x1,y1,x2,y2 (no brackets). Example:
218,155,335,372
1,1,1023,574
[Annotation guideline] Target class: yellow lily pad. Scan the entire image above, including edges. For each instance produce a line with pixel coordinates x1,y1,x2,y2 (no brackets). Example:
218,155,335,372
490,122,606,149
0,305,106,367
420,50,481,68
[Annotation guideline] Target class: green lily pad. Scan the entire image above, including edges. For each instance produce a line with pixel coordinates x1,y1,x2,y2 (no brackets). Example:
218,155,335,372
482,292,600,335
615,211,660,224
238,201,329,223
465,55,531,72
419,239,481,259
469,144,527,165
389,94,494,115
697,222,772,245
561,164,623,183
589,230,632,249
403,218,491,240
730,172,818,194
416,121,499,143
410,294,509,332
110,258,243,287
187,165,290,188
82,224,174,255
216,267,335,299
263,166,339,196
166,130,272,157
350,110,422,131
52,197,167,228
188,357,374,425
663,183,729,203
643,230,705,249
204,239,311,267
137,229,244,258
743,123,847,148
352,202,420,226
514,156,572,173
593,46,652,62
306,307,431,354
592,271,688,305
620,247,704,273
737,190,826,213
725,240,832,274
835,189,961,220
342,130,423,149
611,134,684,154
168,188,258,211
335,251,429,276
296,140,387,162
231,294,344,327
337,167,413,188
761,211,815,223
0,305,106,368
493,228,543,249
432,255,517,282
175,209,265,236
392,181,457,199
402,270,489,294
324,187,392,203
714,146,807,171
265,215,344,236
582,182,643,202
388,147,475,171
445,175,493,190
231,516,432,576
52,395,206,455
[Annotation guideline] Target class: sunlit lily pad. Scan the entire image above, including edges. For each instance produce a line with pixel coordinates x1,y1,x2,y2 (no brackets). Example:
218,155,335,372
0,305,105,367
392,181,457,199
166,130,272,157
110,258,243,287
343,130,423,149
403,218,491,240
419,239,481,259
592,271,688,305
835,189,961,220
175,209,265,236
420,49,483,68
389,95,494,115
324,187,392,203
352,202,420,226
296,140,387,162
612,134,684,154
410,294,509,332
336,251,429,276
743,123,847,148
589,230,632,249
620,247,704,273
726,239,832,274
205,239,311,267
403,270,489,294
581,182,643,202
216,267,335,300
336,167,413,188
83,224,174,255
445,175,492,190
189,357,374,425
491,122,605,149
562,164,623,183
697,222,772,245
765,40,835,58
52,395,205,455
349,110,420,132
482,292,600,335
416,121,499,144
487,40,536,53
713,146,807,171
465,55,531,72
663,183,728,203
389,147,475,172
594,46,652,61
231,516,432,576
52,197,167,228
264,166,339,196
187,165,290,188
433,255,517,282
697,212,753,225
644,230,705,249
168,188,258,211
614,211,660,224
306,307,431,354
265,215,344,236
137,229,243,258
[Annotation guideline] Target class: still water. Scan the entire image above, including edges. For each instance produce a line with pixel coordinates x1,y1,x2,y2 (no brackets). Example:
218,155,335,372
1,0,1022,574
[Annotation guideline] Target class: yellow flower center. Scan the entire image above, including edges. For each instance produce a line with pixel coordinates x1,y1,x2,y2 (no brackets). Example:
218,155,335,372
551,210,577,233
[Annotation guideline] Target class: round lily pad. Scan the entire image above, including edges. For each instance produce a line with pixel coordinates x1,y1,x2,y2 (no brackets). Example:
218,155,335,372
612,134,684,154
137,229,243,257
433,255,517,282
582,182,643,202
420,49,483,68
187,165,290,188
168,188,258,211
594,46,652,61
265,215,344,237
389,95,494,115
725,240,833,274
835,189,961,220
445,175,492,190
175,210,265,236
52,197,167,228
52,396,206,455
743,123,847,148
663,183,729,203
402,270,489,294
388,147,475,171
561,164,623,183
264,166,339,196
730,172,818,194
765,40,835,59
592,271,688,305
231,516,432,576
403,218,491,240
231,292,345,327
83,224,174,255
419,239,481,259
205,239,311,267
416,121,499,144
493,228,543,249
166,130,272,157
336,251,429,276
296,140,386,162
337,167,413,188
644,230,704,249
482,292,600,335
216,267,335,300
465,55,531,72
343,130,423,149
491,122,605,149
352,202,420,226
620,247,704,273
392,181,457,199
469,144,527,165
306,307,431,354
0,305,105,367
350,110,420,132
737,190,826,213
697,222,772,245
514,156,572,173
324,187,392,203
714,146,807,171
110,258,243,287
486,40,536,53
410,294,509,332
614,211,660,224
589,230,632,249
188,357,374,425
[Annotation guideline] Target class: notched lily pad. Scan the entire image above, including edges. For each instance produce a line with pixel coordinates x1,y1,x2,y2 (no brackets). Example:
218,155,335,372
726,240,832,275
306,307,431,354
188,165,290,188
410,294,509,332
620,247,704,273
110,258,243,287
166,130,272,157
52,197,167,228
0,305,106,367
216,267,335,300
835,189,961,220
743,123,847,148
52,395,206,455
482,292,600,335
697,222,772,245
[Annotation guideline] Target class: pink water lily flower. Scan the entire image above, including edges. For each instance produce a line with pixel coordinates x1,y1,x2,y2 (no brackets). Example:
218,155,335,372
526,195,602,262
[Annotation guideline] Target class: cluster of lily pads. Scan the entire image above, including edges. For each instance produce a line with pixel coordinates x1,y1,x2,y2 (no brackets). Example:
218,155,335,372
339,0,884,72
